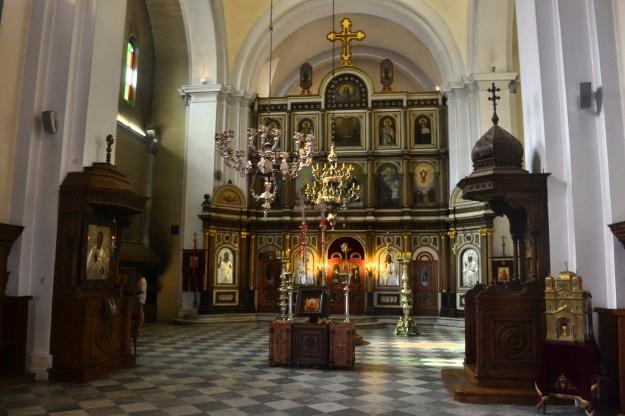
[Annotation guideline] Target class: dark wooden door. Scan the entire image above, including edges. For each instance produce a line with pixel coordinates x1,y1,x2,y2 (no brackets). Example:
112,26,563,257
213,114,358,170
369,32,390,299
412,253,438,315
256,252,281,312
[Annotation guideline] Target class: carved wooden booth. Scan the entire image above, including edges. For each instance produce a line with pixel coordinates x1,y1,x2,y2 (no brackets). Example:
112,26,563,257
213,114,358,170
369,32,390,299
442,103,549,403
0,223,31,382
595,221,625,413
49,163,147,382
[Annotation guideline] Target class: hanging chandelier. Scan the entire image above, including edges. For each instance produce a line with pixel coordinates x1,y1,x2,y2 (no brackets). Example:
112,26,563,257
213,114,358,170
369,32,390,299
214,0,316,218
303,143,360,227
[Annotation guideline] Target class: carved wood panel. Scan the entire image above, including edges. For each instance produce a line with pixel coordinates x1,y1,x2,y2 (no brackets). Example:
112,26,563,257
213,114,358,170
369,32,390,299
292,323,329,366
329,323,355,369
269,321,291,366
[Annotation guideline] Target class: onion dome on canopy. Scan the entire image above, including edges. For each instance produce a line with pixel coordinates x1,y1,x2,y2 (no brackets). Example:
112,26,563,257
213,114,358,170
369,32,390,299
470,83,524,171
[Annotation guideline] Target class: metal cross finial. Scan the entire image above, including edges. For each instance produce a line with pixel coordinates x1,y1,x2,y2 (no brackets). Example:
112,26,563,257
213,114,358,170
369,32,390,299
105,134,115,164
487,82,501,126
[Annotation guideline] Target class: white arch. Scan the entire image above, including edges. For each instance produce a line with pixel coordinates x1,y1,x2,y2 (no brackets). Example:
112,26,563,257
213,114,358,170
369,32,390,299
232,0,465,93
413,246,440,261
180,0,228,84
275,46,435,96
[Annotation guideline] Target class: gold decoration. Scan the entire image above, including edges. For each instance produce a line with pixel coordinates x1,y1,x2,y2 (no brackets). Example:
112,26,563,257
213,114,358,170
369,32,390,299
327,18,366,66
545,270,593,343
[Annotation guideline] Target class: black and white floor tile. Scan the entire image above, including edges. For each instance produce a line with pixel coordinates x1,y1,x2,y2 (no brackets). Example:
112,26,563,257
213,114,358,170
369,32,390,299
1,323,589,415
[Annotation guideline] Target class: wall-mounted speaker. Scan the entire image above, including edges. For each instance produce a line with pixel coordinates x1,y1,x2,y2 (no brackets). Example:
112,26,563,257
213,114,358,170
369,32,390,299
579,82,592,109
42,110,57,134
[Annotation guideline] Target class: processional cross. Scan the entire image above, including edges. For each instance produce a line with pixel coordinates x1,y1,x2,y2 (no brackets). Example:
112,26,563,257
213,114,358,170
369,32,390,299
327,18,366,66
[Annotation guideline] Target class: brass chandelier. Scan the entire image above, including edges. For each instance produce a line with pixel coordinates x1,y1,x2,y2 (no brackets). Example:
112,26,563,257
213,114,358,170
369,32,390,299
303,143,360,224
214,0,315,218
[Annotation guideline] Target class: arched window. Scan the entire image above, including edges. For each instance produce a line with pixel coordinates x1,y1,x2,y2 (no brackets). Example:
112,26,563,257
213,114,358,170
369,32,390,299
123,36,138,103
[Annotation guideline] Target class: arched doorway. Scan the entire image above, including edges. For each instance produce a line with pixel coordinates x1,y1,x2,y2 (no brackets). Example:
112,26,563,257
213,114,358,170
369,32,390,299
256,250,281,312
412,250,438,315
327,237,365,315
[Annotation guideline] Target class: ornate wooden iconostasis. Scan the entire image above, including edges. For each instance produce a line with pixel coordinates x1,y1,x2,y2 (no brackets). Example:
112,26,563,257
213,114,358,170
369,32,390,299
193,65,498,317
49,161,147,382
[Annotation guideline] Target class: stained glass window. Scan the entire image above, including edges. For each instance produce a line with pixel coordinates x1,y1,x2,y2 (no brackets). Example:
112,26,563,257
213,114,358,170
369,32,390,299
123,36,138,103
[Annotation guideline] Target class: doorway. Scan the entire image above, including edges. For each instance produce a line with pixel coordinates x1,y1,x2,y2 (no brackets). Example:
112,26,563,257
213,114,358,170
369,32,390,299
412,251,438,315
256,251,281,312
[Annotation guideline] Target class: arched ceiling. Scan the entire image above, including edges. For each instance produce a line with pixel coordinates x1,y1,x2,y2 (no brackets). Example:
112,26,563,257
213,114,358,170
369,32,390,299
253,13,442,96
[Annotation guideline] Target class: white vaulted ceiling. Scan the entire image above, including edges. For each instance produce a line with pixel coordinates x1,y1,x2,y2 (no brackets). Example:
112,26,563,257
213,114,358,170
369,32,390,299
253,13,442,96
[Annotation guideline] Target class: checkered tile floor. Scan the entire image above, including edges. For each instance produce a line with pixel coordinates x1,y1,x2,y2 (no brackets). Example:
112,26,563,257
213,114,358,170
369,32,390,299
1,323,588,415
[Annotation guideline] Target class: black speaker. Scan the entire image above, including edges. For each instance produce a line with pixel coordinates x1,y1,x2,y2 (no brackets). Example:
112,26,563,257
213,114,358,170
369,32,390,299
579,82,592,109
42,110,57,134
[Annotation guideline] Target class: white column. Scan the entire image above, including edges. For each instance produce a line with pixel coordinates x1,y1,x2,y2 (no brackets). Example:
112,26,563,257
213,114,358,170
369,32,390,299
7,0,127,380
471,72,520,138
444,81,475,191
177,85,254,313
516,0,625,308
178,84,224,312
82,1,127,166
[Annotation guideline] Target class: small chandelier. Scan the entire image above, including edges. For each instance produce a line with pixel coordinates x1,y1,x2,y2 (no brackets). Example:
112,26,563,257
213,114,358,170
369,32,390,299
213,0,316,218
303,143,360,227
215,128,315,218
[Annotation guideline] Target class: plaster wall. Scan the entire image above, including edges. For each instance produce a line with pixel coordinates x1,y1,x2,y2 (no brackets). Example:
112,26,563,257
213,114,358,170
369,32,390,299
0,1,30,223
145,0,188,321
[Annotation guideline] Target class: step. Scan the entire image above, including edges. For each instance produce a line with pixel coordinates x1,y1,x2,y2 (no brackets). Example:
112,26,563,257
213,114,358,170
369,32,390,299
172,313,463,331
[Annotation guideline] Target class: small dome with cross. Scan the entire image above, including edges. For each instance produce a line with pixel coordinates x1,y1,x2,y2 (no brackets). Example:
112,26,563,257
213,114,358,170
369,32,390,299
470,82,524,171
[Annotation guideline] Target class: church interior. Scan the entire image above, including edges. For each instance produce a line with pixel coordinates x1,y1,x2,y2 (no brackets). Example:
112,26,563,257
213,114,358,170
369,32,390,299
2,0,625,415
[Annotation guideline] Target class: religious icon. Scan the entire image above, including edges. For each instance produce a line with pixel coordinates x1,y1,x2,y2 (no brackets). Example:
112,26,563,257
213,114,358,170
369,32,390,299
380,59,394,92
413,162,436,204
379,116,396,146
216,247,235,285
325,74,367,109
332,263,341,284
294,253,315,285
333,116,361,146
304,296,321,313
497,266,510,282
378,251,399,287
298,118,314,135
461,248,479,288
299,62,313,95
265,262,275,286
415,115,432,145
335,82,360,104
262,117,281,131
85,224,112,280
377,163,400,208
351,264,360,286
419,264,431,288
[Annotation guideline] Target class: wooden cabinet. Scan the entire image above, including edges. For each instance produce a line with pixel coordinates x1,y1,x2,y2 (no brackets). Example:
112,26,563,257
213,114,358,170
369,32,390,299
596,308,625,413
268,321,355,369
49,163,147,382
0,296,32,376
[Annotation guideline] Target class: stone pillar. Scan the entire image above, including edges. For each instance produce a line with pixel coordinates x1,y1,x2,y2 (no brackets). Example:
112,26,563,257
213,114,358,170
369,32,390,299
443,82,476,192
516,0,625,308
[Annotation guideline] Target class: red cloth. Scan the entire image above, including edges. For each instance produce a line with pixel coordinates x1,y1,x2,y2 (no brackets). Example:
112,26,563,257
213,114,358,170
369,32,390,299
536,341,597,403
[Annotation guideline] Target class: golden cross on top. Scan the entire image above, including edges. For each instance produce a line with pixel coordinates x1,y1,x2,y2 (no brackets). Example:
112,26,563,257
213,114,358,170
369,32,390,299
327,17,366,66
